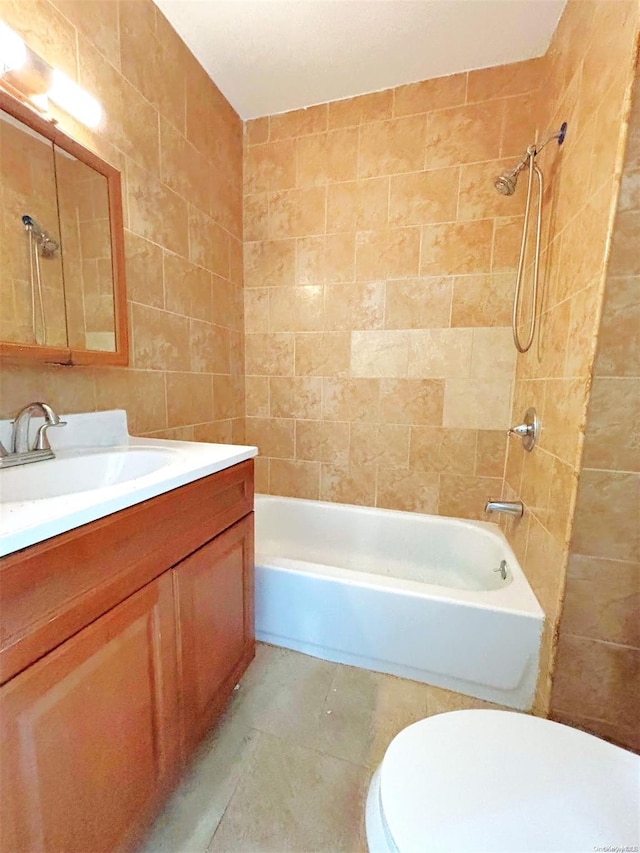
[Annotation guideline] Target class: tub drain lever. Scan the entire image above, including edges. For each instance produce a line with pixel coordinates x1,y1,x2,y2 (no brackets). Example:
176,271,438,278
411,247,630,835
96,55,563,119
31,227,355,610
494,560,507,580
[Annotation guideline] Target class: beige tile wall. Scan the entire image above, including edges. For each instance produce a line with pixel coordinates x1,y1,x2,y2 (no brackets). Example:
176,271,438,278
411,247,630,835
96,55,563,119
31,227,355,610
0,0,244,441
550,76,640,752
500,1,639,714
243,59,545,515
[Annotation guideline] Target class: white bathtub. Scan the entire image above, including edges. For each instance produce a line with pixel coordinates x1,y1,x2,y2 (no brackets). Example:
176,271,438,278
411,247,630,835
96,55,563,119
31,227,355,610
254,495,545,710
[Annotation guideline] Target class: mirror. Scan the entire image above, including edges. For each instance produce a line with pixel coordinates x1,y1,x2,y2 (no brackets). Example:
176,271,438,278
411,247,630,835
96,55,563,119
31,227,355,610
0,90,128,365
0,110,67,348
55,150,116,353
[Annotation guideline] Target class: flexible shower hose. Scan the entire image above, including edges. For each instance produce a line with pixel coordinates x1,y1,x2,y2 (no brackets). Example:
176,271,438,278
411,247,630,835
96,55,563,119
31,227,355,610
512,147,543,353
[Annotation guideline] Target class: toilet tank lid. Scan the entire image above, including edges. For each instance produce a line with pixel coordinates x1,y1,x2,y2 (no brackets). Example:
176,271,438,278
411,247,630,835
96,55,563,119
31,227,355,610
379,710,639,853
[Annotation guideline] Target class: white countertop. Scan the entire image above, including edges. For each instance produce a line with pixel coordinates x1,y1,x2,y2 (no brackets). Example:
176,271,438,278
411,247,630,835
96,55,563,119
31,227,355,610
0,410,257,557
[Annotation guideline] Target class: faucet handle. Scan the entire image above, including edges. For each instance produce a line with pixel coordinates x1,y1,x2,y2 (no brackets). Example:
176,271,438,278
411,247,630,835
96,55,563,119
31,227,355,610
34,419,67,451
508,423,533,437
11,401,64,453
507,407,538,452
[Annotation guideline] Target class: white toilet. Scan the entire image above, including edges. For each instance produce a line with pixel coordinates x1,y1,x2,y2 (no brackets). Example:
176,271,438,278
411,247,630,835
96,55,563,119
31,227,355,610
366,710,639,853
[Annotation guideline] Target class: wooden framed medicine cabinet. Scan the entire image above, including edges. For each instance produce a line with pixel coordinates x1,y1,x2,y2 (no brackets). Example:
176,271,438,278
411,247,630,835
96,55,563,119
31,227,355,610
0,89,128,366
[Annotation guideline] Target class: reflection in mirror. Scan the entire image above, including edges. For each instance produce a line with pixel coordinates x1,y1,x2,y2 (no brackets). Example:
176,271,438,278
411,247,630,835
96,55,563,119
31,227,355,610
0,110,67,347
55,150,116,352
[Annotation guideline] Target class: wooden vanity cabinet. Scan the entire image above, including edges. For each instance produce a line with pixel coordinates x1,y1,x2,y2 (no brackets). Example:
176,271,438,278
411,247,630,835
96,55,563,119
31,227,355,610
0,460,255,853
176,514,254,755
0,572,180,853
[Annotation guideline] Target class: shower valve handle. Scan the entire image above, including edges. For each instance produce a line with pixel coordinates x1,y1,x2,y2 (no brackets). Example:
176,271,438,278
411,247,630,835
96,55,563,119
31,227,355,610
507,407,539,452
508,423,533,438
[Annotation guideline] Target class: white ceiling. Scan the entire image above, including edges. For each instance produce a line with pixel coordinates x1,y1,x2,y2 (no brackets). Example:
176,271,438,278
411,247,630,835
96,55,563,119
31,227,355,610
155,0,566,120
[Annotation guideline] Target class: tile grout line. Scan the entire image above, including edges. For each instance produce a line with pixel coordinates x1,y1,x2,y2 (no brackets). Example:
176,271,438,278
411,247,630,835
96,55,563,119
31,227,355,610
247,722,375,775
203,727,265,853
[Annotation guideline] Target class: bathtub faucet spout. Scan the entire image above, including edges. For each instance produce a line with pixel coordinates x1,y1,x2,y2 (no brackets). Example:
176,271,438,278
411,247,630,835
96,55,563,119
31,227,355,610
485,500,524,518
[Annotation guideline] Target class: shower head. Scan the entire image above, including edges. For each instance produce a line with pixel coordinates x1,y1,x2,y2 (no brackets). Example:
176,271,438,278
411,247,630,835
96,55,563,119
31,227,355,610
494,155,530,196
22,214,59,255
494,172,518,195
40,235,59,255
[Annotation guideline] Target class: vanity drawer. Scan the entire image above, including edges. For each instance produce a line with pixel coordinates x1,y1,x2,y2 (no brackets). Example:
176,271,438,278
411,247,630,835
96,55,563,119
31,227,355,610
0,459,253,685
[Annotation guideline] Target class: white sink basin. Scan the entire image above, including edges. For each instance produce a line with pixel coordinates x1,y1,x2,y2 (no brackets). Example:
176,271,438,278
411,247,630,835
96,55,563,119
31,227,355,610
0,446,180,503
0,409,258,557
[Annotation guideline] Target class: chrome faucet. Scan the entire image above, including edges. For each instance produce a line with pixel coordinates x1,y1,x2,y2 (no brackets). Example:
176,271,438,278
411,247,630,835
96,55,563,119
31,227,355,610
0,402,66,468
485,500,524,518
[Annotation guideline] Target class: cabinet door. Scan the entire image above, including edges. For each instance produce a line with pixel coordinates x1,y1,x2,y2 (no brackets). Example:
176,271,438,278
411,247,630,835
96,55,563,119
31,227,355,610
0,572,179,853
175,514,254,754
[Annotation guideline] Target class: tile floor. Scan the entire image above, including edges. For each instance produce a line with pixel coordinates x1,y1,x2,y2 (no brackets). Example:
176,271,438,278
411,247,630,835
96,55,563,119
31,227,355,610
140,643,506,853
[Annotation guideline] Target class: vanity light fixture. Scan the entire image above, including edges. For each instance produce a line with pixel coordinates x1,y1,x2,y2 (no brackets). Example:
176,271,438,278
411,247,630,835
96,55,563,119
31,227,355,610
0,21,26,73
0,20,102,128
48,69,102,128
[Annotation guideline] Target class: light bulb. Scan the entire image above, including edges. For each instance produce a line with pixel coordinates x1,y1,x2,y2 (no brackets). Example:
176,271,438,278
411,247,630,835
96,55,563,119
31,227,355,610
48,68,102,128
29,93,49,112
0,21,26,73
